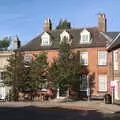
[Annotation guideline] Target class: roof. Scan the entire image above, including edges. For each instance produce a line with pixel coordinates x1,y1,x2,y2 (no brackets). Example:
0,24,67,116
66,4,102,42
107,33,120,51
17,27,109,52
105,32,119,40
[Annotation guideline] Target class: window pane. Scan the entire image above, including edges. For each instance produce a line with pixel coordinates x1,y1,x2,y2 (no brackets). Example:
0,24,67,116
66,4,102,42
80,52,88,65
98,51,107,65
81,35,89,42
0,72,4,81
42,37,49,45
114,50,118,70
80,74,87,91
98,74,107,91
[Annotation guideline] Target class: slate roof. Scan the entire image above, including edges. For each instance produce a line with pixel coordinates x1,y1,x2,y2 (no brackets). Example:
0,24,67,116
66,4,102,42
106,32,119,40
17,27,109,52
107,33,120,51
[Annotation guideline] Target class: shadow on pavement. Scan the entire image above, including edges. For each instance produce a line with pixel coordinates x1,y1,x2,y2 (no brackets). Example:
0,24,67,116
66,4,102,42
0,105,120,120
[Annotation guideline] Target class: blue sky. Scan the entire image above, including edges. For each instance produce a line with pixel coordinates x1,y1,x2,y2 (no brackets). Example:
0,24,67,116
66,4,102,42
0,0,120,45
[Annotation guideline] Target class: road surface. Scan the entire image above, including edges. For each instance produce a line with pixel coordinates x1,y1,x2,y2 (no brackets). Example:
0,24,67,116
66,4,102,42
0,105,119,120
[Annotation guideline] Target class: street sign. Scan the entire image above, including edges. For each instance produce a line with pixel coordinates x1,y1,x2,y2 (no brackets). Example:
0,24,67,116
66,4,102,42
110,81,115,88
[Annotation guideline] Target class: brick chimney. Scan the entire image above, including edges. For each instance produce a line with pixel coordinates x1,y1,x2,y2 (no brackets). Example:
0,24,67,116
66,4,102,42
12,35,21,50
98,13,107,32
44,18,52,32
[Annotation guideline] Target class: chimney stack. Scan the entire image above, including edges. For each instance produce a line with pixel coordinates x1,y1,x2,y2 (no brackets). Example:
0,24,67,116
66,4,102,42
12,35,21,50
44,18,52,32
98,13,107,32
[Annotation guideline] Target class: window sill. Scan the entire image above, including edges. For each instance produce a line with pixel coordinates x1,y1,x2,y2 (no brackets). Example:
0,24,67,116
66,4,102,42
97,65,107,67
41,44,50,46
97,91,108,93
80,42,91,44
81,64,88,66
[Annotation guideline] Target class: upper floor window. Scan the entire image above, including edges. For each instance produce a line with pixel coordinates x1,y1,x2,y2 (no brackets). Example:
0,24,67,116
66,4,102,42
113,50,118,70
80,29,91,44
60,30,71,44
41,32,50,46
98,51,107,65
80,52,88,65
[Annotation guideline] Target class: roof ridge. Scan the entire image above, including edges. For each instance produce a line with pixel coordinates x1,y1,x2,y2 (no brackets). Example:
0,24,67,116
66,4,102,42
69,27,98,30
52,27,98,32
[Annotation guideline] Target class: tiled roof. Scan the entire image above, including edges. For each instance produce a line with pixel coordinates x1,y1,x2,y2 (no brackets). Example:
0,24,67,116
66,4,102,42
17,27,109,52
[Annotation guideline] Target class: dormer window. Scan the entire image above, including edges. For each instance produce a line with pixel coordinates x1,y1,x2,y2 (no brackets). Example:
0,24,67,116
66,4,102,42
80,29,91,44
41,32,51,46
60,30,71,44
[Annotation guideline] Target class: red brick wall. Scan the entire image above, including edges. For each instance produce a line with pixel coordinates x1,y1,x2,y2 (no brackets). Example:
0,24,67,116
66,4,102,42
22,47,110,96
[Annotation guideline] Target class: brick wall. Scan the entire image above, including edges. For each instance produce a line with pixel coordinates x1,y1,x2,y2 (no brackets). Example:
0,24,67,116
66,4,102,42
22,47,110,96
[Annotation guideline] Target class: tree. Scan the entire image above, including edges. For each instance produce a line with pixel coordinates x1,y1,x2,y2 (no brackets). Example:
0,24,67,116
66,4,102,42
0,39,10,50
4,52,49,100
56,19,71,29
30,53,48,90
49,38,81,97
4,53,25,100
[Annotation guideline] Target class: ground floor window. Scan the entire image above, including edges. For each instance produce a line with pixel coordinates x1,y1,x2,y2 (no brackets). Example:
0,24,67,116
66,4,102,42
80,74,87,91
0,72,4,81
0,86,5,99
98,74,107,92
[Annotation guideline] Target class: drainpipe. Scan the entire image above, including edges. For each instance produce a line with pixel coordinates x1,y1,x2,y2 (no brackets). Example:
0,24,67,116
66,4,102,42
111,51,114,83
111,51,114,104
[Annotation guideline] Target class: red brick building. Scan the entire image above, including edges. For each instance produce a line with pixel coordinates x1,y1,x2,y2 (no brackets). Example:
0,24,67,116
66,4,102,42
107,34,120,100
17,14,118,98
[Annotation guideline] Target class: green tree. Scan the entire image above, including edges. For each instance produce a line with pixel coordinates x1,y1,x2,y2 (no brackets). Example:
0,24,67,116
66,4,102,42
4,53,49,100
49,38,81,96
30,53,48,90
4,53,25,101
0,39,10,50
56,19,71,29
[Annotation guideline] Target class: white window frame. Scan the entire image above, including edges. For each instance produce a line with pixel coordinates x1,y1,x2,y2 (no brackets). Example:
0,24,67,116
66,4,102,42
80,52,88,65
41,32,50,46
98,51,107,65
113,50,118,70
98,74,107,92
80,29,91,44
60,30,70,44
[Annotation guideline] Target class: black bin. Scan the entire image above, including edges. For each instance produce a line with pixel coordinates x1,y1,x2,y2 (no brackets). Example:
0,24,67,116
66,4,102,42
104,94,112,104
